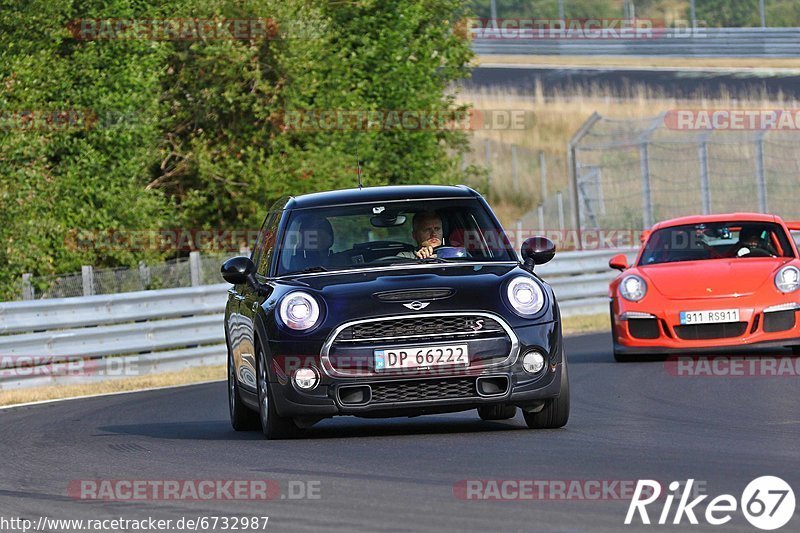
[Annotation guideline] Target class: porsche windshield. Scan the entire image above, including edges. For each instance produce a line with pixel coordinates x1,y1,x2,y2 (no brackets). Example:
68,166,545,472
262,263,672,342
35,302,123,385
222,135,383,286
639,222,795,266
276,199,517,275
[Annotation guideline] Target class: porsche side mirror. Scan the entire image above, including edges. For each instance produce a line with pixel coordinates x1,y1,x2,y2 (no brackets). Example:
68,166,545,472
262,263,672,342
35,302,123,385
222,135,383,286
221,256,256,285
521,237,556,272
609,254,629,271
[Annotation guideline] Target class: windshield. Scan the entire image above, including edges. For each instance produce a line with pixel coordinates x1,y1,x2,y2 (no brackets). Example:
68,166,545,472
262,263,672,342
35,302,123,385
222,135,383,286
639,222,795,266
275,199,516,275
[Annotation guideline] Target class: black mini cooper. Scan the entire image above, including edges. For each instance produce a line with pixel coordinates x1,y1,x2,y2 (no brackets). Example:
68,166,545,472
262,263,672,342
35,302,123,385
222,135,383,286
222,185,568,438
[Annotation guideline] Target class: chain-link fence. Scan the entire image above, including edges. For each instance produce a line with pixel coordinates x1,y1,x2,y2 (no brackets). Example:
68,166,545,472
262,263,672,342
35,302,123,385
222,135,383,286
569,112,800,233
21,252,231,301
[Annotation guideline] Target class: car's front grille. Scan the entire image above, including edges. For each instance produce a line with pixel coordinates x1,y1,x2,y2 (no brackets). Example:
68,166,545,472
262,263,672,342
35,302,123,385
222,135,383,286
336,315,505,342
763,310,796,333
369,377,477,404
673,322,748,340
628,318,660,339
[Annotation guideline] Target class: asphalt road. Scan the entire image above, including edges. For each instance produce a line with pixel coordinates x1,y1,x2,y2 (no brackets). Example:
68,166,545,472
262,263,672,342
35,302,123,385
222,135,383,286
466,66,800,100
1,332,798,532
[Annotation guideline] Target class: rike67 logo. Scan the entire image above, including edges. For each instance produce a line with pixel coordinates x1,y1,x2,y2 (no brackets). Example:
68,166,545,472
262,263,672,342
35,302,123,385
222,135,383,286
625,477,795,530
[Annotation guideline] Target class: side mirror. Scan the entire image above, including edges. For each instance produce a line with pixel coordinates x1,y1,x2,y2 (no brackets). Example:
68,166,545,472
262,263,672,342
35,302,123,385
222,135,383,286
221,256,256,285
520,237,556,271
609,253,629,271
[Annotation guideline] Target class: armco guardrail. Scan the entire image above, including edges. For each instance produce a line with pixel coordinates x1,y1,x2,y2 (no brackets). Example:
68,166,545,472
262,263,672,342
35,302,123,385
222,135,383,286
472,27,800,57
0,250,634,390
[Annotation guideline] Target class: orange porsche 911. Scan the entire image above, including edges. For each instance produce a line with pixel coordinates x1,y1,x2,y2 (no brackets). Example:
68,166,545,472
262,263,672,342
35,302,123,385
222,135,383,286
608,213,800,361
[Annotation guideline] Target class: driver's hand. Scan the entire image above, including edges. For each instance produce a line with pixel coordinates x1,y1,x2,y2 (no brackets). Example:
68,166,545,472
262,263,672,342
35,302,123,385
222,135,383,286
415,238,440,259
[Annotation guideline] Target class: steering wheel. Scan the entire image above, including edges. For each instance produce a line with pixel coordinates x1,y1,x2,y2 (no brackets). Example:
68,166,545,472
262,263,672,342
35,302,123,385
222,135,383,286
738,246,772,258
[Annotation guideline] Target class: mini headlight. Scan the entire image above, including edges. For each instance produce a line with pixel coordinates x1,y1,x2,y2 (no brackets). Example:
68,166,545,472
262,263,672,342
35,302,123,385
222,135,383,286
506,276,545,316
775,266,800,293
278,291,321,331
620,275,647,302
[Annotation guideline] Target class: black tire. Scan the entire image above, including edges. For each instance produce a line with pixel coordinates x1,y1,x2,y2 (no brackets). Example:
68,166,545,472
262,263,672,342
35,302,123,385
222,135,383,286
256,341,300,440
228,348,259,431
523,362,569,429
792,346,800,356
477,405,517,421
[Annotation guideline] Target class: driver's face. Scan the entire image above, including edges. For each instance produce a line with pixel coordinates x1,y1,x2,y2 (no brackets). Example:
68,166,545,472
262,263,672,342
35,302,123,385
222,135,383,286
413,216,443,246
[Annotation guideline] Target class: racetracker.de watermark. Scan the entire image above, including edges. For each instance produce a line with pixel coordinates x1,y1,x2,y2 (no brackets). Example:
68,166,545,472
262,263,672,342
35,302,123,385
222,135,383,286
65,228,645,253
0,355,139,379
67,18,279,40
665,109,800,131
0,109,97,131
466,18,707,40
274,109,533,132
68,479,321,501
664,356,800,377
453,480,706,501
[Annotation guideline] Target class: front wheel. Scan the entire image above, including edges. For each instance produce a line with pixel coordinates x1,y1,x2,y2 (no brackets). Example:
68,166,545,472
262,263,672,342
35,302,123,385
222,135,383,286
256,342,300,440
523,362,569,429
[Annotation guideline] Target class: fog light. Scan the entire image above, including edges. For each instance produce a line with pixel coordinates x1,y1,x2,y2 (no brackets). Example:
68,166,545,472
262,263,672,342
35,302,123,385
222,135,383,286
293,368,319,390
522,351,546,374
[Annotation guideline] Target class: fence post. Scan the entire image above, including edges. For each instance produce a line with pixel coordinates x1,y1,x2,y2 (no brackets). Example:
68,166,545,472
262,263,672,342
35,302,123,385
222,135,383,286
81,266,95,296
22,273,33,300
511,144,519,191
557,191,565,232
755,133,768,213
484,138,492,190
568,112,601,250
189,251,202,287
698,139,711,215
539,151,547,198
538,204,545,233
639,141,653,228
139,261,151,289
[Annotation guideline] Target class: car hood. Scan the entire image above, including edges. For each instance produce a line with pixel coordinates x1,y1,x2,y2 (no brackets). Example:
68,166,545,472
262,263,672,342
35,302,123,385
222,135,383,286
638,258,792,299
276,262,552,325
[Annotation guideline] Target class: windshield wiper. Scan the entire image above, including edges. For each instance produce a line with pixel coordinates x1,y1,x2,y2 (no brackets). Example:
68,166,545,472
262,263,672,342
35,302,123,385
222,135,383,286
292,266,328,274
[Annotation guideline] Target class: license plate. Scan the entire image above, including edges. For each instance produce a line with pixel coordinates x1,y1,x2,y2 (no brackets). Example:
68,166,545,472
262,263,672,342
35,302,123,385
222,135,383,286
374,344,469,371
679,309,740,325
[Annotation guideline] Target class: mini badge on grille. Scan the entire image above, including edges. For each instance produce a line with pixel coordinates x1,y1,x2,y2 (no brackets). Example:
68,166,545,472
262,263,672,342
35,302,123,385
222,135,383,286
402,301,430,311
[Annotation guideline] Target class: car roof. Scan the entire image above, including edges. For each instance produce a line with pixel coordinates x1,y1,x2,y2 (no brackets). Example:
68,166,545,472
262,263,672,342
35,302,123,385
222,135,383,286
282,185,481,210
651,212,783,231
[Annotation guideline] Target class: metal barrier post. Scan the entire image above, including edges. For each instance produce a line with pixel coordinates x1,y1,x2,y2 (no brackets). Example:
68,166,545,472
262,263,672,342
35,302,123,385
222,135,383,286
189,251,202,287
81,266,95,296
21,274,33,300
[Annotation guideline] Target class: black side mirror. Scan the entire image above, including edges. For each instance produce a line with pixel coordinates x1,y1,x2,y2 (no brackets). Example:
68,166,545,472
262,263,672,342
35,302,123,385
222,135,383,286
221,256,256,285
520,237,556,271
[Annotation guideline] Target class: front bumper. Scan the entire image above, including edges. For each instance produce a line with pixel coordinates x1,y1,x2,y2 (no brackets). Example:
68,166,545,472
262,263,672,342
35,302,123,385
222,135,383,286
267,321,563,418
612,297,800,354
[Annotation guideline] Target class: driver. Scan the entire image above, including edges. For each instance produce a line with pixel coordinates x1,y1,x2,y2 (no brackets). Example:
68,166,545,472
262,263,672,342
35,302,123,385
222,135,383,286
398,211,443,259
735,226,777,257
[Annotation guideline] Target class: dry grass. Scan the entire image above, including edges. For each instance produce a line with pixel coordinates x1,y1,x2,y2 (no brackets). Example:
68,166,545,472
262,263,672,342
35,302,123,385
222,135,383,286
0,365,225,407
561,313,611,336
475,55,800,70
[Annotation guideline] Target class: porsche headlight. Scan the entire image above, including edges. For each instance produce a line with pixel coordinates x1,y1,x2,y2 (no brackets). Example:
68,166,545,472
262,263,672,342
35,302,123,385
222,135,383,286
620,275,647,302
506,276,545,316
775,266,800,293
278,291,321,331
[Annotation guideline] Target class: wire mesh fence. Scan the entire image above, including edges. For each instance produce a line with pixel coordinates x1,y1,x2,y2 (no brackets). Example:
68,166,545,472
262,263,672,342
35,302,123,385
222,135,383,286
570,112,800,233
21,253,231,301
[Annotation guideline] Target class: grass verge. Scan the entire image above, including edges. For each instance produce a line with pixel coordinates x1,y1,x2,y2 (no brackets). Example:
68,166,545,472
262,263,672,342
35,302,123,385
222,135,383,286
0,365,225,408
561,312,611,336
